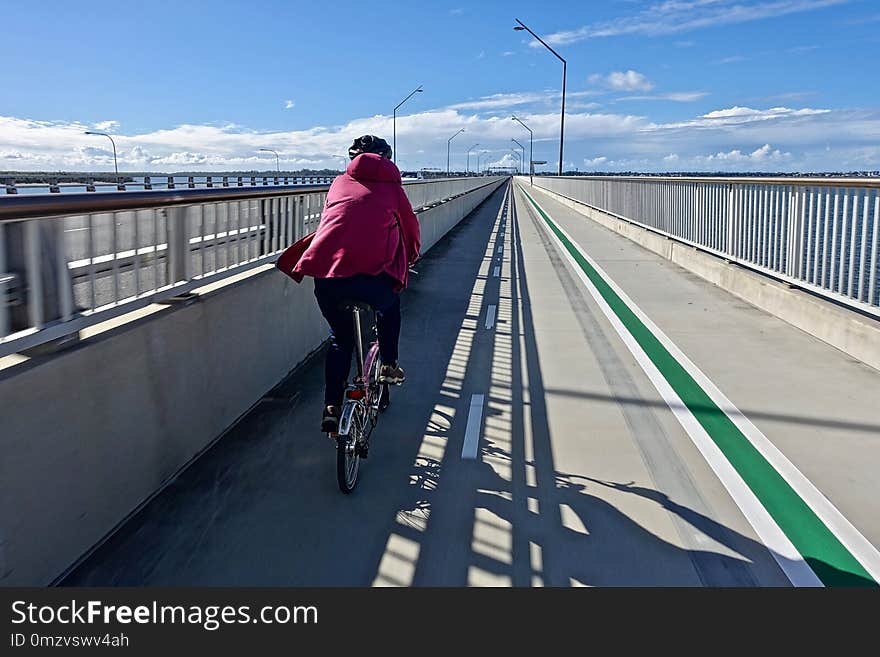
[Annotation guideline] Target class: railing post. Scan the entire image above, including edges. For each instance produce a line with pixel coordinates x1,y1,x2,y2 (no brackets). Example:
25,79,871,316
167,176,175,190
726,183,736,257
1,219,75,339
166,206,191,284
144,175,152,190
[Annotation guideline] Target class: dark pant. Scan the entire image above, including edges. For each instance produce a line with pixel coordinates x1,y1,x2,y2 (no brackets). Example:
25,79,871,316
314,273,401,407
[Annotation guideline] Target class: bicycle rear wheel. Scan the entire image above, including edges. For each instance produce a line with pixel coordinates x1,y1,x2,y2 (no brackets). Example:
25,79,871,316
336,403,365,494
336,435,359,493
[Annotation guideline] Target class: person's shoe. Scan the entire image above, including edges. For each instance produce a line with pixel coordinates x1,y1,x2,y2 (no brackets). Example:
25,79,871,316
378,361,405,385
321,405,341,433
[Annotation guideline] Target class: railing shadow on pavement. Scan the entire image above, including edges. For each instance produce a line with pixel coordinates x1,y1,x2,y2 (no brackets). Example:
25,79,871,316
58,180,510,586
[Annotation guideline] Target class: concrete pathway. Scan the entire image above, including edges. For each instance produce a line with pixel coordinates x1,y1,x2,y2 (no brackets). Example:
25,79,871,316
64,180,880,586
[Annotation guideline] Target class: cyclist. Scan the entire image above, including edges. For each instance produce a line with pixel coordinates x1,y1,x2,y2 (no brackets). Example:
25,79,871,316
290,135,421,432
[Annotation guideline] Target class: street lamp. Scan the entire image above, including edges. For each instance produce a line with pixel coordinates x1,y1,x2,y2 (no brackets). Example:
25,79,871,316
466,143,480,174
447,128,465,176
476,150,491,175
514,18,566,176
510,149,522,174
332,154,349,172
259,148,280,172
84,131,119,179
511,115,533,184
393,84,423,164
512,138,526,175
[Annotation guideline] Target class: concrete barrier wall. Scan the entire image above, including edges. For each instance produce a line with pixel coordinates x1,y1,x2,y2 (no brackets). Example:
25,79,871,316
0,177,506,585
526,182,880,373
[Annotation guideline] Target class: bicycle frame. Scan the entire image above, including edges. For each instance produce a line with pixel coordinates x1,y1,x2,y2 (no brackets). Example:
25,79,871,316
337,307,380,437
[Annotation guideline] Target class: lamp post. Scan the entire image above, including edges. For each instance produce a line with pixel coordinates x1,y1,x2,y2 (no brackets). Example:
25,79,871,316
514,18,566,176
332,154,349,172
84,131,119,179
259,148,280,172
510,149,522,174
393,84,423,164
447,128,465,176
512,138,526,175
466,143,480,175
476,151,490,175
511,115,533,184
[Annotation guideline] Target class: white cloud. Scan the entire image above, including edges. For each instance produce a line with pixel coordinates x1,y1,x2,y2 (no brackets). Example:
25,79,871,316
583,156,608,167
714,55,747,64
619,91,709,102
485,153,520,169
477,50,485,59
657,105,832,130
760,91,817,102
448,89,600,112
696,143,792,165
448,91,554,111
501,51,515,56
1,100,876,173
590,70,654,92
93,120,120,132
129,146,151,161
539,0,850,45
284,99,295,109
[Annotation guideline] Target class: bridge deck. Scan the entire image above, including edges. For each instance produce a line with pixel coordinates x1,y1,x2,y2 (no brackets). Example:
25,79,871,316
64,180,880,586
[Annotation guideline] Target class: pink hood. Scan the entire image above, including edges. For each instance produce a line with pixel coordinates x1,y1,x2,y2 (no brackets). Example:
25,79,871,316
291,153,421,291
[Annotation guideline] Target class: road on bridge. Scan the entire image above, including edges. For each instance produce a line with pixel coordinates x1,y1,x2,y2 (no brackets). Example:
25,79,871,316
64,180,880,586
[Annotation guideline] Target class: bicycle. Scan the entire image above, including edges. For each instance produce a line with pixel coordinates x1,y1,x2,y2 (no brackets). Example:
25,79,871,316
331,300,391,493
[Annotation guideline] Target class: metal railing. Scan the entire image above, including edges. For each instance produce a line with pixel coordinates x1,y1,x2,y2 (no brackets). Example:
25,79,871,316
2,175,338,195
527,176,880,317
0,176,504,356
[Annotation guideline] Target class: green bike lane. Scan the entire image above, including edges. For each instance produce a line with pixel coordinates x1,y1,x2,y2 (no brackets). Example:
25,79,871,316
517,182,880,586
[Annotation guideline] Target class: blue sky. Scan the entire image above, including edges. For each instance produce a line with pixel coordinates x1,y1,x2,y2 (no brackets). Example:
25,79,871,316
1,0,878,172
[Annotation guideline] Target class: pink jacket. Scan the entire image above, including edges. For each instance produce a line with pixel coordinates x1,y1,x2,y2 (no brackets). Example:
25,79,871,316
290,153,421,291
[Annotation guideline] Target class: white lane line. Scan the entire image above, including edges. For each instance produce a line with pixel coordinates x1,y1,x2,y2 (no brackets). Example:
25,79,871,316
461,394,485,459
493,266,500,277
485,304,496,329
